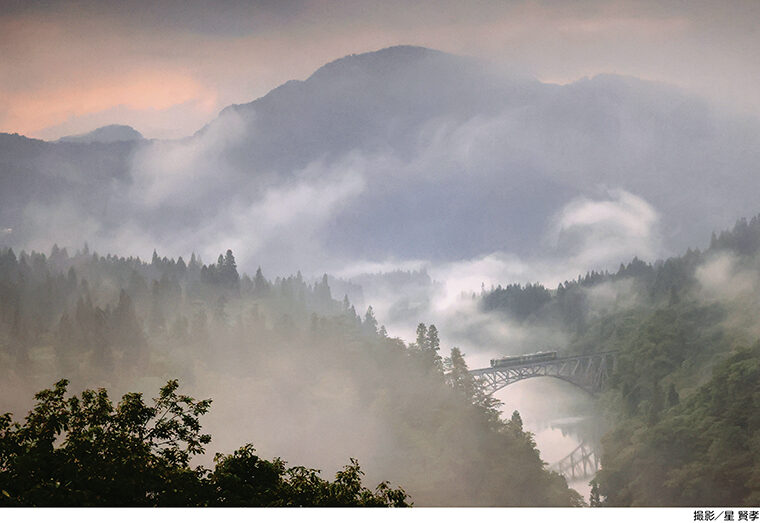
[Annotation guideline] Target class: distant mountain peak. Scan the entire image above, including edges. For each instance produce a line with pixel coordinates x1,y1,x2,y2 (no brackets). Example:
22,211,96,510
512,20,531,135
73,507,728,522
314,45,446,68
306,45,458,81
212,46,477,133
58,124,144,144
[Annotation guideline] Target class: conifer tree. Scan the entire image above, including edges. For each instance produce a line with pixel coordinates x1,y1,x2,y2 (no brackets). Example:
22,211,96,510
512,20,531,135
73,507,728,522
222,249,239,288
415,323,428,351
426,324,442,371
253,267,269,295
363,306,378,335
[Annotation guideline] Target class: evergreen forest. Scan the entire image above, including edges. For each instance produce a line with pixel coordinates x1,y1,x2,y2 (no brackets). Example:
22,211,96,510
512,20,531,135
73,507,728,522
0,245,578,506
481,215,760,506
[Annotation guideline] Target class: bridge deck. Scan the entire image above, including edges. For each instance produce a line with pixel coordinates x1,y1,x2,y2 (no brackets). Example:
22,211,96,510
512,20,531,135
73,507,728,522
467,350,618,395
469,350,619,376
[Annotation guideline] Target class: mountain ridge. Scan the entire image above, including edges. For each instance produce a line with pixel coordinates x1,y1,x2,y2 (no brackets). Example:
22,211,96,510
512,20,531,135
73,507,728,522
58,124,144,144
1,46,759,275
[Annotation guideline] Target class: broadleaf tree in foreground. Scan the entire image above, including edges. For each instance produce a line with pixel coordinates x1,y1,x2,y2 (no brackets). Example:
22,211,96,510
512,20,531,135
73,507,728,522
0,379,409,507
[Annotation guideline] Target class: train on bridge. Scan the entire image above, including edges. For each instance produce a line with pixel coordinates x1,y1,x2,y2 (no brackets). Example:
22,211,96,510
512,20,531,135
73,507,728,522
490,350,558,368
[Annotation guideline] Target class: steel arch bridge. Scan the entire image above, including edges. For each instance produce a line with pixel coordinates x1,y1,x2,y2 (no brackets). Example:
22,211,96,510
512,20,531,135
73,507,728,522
468,351,618,396
467,350,617,481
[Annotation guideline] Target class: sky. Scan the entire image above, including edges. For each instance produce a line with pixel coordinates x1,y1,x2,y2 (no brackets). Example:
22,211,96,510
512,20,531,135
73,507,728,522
1,0,760,140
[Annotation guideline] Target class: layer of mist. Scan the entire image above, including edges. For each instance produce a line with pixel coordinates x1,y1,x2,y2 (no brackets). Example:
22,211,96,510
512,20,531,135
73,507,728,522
2,47,760,284
0,246,580,506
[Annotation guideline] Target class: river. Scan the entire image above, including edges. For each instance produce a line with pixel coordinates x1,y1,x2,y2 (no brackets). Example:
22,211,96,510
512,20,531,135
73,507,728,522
493,376,606,502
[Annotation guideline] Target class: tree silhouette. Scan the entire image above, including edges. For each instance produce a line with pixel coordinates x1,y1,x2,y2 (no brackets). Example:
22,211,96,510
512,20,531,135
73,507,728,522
0,380,409,507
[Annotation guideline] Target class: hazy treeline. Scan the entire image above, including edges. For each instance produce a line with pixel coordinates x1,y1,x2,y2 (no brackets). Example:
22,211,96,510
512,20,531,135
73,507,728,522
482,214,760,506
0,244,580,506
481,250,704,332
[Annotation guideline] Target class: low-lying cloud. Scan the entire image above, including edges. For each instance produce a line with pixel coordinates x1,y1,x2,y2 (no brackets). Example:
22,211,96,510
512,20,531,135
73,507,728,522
5,51,757,365
332,189,662,365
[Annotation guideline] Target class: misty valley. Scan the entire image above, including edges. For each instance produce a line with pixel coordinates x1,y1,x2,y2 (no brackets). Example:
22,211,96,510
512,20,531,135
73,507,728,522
2,215,760,506
2,42,760,508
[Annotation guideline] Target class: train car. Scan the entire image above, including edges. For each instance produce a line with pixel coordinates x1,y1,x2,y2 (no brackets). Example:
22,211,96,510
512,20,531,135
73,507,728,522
490,351,558,368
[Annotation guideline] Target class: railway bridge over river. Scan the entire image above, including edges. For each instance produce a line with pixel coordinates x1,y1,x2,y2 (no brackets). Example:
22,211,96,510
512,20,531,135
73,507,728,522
468,351,618,396
468,350,618,480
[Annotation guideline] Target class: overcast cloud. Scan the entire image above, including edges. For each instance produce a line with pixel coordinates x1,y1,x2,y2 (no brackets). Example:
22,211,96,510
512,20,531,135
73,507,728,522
2,1,760,139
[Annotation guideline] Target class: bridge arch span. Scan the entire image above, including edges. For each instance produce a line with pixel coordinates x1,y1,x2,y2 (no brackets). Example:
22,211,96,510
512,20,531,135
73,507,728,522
468,351,617,396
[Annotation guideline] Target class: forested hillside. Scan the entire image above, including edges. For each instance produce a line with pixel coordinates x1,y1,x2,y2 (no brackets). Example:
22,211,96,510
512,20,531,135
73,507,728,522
0,246,579,506
4,215,760,506
482,214,760,505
